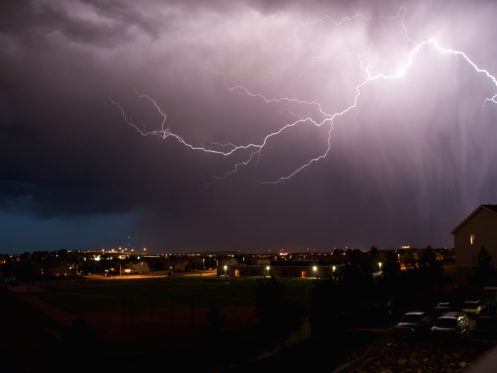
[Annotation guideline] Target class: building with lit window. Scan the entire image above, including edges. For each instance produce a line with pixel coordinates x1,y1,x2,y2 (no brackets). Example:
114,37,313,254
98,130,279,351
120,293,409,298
217,262,341,279
452,204,497,285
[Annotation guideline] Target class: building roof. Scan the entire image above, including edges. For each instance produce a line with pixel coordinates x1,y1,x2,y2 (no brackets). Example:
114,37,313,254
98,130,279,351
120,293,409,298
451,204,497,234
484,204,497,214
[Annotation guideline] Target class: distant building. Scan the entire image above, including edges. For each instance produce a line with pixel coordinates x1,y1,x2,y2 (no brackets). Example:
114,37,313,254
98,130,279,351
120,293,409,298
172,260,189,272
223,258,239,267
127,261,150,274
452,204,497,285
217,263,339,279
255,258,270,266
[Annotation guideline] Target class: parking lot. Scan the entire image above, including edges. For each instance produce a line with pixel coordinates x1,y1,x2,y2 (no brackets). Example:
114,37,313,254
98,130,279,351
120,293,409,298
334,295,497,372
393,294,497,341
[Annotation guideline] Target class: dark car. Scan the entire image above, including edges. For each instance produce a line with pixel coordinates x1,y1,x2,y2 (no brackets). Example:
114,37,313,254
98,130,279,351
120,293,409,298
434,302,451,317
394,311,432,337
435,302,451,311
462,300,482,316
431,312,471,338
475,304,497,335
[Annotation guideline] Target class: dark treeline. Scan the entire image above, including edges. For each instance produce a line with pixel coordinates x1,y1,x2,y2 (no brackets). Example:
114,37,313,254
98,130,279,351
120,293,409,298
0,250,219,281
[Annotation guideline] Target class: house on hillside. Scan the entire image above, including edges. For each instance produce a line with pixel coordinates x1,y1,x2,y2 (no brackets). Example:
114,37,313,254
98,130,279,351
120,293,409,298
452,204,497,285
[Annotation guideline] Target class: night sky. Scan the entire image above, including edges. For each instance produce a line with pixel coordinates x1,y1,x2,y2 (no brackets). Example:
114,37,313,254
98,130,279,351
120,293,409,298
1,0,497,253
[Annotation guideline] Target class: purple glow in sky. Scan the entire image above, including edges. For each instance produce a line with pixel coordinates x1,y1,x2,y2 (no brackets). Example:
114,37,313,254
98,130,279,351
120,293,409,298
1,1,497,252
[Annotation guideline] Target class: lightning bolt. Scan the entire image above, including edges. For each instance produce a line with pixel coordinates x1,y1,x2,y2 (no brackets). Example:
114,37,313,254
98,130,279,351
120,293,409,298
226,84,329,119
110,94,258,156
112,8,497,185
298,6,407,29
485,95,497,107
257,38,497,184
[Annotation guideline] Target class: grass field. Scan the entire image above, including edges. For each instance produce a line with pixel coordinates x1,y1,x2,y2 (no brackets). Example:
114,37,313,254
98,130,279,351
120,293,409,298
35,276,314,313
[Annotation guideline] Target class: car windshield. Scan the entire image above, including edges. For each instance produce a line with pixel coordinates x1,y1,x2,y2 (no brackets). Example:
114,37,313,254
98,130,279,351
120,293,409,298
435,318,457,328
401,314,424,323
464,301,479,308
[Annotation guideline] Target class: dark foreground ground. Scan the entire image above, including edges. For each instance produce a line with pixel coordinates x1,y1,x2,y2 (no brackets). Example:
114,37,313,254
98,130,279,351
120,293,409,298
0,287,61,372
0,283,373,373
1,277,495,372
1,278,311,372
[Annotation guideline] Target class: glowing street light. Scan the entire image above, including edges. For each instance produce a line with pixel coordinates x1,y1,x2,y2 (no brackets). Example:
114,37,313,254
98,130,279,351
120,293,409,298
223,264,228,276
312,265,318,278
265,265,271,277
378,261,383,271
332,265,336,273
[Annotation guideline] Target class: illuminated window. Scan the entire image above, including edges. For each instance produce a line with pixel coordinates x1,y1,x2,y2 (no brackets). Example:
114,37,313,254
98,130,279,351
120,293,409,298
470,234,476,245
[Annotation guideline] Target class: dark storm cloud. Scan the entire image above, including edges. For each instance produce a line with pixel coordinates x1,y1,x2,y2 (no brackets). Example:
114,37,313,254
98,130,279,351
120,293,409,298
0,1,161,46
1,0,497,251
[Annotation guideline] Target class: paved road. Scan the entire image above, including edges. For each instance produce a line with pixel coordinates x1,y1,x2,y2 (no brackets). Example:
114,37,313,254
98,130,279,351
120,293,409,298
85,269,217,280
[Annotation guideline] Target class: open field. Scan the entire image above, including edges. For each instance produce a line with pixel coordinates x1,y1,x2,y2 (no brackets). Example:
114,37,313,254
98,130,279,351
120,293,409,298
33,276,312,313
6,276,315,341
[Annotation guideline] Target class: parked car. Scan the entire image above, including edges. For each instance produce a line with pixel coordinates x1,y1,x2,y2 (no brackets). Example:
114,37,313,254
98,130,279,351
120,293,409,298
431,312,471,338
435,302,451,311
394,311,432,336
462,300,482,316
434,302,451,316
475,304,497,335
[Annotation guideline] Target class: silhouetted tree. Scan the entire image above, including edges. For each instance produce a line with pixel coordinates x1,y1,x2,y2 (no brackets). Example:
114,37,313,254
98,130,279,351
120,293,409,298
310,280,344,338
420,246,443,278
255,278,302,346
309,280,348,362
382,251,400,279
473,246,497,286
369,246,380,272
347,249,370,273
206,306,224,348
